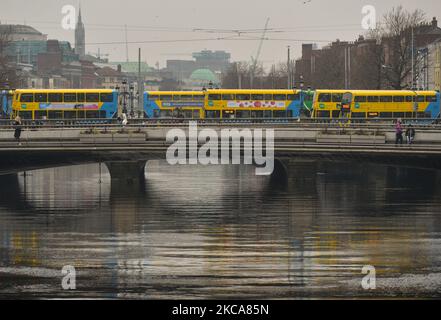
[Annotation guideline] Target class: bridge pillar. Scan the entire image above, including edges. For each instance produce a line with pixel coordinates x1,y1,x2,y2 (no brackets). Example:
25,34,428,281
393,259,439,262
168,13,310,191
271,158,289,184
105,161,147,184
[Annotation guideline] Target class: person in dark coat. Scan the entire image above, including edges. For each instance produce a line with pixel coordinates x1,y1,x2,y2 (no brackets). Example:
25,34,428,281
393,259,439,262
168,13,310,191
406,124,416,145
14,115,22,145
395,119,403,145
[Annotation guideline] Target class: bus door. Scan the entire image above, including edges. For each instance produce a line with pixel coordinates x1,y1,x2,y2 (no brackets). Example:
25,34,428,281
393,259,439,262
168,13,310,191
340,92,353,119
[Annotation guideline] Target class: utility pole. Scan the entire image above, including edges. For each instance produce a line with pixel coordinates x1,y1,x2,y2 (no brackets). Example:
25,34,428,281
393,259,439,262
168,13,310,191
287,45,291,89
411,27,415,89
138,48,143,118
125,24,129,63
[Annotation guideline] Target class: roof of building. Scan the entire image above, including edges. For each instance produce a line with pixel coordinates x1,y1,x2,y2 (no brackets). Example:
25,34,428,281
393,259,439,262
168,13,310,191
109,62,153,73
190,68,217,82
0,24,44,36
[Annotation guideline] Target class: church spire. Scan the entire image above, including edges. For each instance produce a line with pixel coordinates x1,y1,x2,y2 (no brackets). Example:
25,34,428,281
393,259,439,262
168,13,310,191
75,3,85,57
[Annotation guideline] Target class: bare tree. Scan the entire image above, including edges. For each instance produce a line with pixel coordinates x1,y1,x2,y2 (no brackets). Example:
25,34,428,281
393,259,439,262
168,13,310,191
380,6,426,89
0,26,20,89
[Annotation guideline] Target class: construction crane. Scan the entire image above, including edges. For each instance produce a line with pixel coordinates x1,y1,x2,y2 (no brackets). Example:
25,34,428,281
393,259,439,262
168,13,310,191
250,18,270,89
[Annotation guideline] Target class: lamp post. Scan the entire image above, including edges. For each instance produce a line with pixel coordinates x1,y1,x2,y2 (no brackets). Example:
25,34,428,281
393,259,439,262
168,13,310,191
129,84,134,118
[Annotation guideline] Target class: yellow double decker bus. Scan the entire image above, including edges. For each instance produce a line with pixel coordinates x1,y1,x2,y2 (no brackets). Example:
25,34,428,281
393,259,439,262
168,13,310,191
12,89,119,120
312,89,440,120
204,89,303,120
143,91,205,119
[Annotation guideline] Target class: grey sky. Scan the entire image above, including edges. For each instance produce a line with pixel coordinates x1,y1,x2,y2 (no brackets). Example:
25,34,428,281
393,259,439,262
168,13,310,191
1,0,441,69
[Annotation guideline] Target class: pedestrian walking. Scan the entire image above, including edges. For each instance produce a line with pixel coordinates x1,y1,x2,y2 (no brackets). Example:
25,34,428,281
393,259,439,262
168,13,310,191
395,119,403,145
406,124,416,145
14,115,22,145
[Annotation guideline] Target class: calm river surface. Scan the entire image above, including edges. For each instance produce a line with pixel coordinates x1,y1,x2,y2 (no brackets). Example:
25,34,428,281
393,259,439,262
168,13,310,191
1,161,441,299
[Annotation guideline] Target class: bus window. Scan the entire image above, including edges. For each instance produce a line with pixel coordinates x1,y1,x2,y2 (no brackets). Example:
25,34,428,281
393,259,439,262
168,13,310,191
20,94,34,103
193,95,204,101
148,95,159,101
35,93,48,102
251,94,264,100
405,96,414,102
236,94,251,100
404,112,413,118
222,94,234,100
380,112,392,118
416,96,425,102
64,111,77,119
393,96,405,102
86,111,99,118
426,95,437,102
100,93,113,103
160,95,172,101
332,93,343,102
35,111,48,119
18,111,32,119
206,110,220,118
237,110,251,118
354,96,367,103
318,93,331,103
316,110,330,118
367,96,379,103
86,93,99,102
352,112,366,118
264,94,273,100
287,94,300,101
251,111,264,118
273,110,287,118
380,96,393,102
174,95,192,101
208,94,221,100
64,93,77,103
393,112,405,118
48,93,63,103
263,110,272,118
77,93,85,102
48,111,62,119
332,110,340,118
273,94,287,101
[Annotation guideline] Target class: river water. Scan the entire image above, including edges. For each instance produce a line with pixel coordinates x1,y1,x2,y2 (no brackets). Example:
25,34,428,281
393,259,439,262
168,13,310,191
0,161,441,299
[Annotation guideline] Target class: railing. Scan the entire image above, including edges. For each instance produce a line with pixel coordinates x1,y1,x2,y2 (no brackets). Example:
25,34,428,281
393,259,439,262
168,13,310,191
0,117,440,130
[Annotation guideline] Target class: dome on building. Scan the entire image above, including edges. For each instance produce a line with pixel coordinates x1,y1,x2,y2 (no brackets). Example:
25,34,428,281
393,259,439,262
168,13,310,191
190,68,218,82
0,24,47,41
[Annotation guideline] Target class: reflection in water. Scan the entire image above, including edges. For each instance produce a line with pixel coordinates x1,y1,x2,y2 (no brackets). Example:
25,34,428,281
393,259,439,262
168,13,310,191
0,161,441,299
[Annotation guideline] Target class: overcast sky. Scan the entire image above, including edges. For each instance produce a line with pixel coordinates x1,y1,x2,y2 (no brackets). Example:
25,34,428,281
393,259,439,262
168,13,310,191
1,0,440,69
